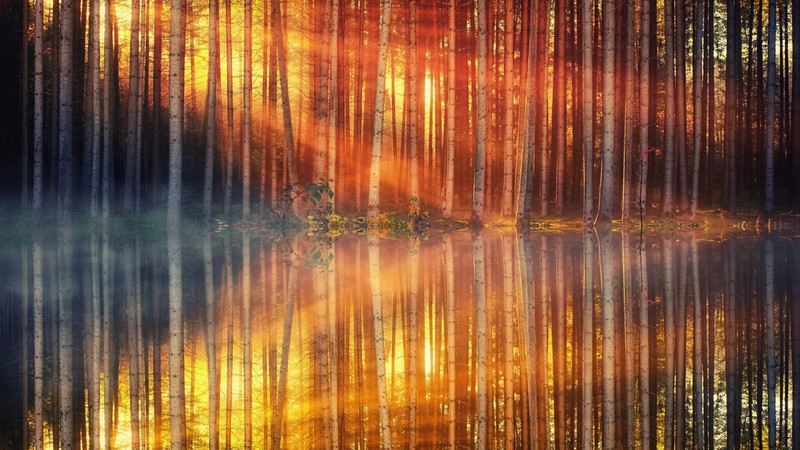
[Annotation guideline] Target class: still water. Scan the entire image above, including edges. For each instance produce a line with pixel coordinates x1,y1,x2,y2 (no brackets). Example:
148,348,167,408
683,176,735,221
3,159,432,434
1,227,797,449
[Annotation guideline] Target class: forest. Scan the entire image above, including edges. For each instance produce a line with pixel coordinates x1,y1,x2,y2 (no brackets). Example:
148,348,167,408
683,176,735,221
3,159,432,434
1,0,798,225
2,0,800,448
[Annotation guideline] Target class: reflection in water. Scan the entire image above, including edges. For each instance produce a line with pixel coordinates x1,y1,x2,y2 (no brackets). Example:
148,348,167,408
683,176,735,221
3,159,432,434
4,229,798,448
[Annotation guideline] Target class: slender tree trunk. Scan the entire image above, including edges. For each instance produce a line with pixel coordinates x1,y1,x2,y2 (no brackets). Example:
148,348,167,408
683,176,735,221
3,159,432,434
408,0,420,208
582,0,593,224
123,0,141,215
663,0,676,215
621,0,635,222
580,230,594,449
501,0,514,217
690,0,704,217
272,0,297,190
313,0,330,183
33,0,44,212
553,0,567,214
328,0,339,199
792,0,800,211
725,0,738,213
223,0,233,215
597,0,616,224
366,0,393,218
765,0,776,216
242,0,253,217
443,0,456,218
167,0,185,443
676,0,689,212
203,0,219,220
471,0,488,224
638,0,650,218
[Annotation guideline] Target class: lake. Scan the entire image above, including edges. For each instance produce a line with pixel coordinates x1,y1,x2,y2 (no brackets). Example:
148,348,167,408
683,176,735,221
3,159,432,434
1,226,796,448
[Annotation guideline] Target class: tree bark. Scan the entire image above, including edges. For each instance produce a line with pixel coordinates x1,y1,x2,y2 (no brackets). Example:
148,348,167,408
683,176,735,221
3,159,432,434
663,0,676,215
167,0,185,443
597,0,616,224
471,0,488,224
366,0,393,218
203,0,219,220
765,0,776,216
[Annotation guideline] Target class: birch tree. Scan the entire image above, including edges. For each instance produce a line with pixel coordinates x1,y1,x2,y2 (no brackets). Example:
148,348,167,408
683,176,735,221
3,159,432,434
582,0,593,224
471,0,488,224
167,0,185,443
367,0,392,217
597,0,615,225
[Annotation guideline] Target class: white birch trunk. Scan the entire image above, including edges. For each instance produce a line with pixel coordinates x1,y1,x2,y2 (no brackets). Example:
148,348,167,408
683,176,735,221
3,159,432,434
367,0,393,217
167,0,185,443
472,0,488,224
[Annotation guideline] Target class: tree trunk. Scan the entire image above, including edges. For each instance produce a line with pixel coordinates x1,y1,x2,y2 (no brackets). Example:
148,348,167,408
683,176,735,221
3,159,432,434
471,0,488,224
638,0,651,218
690,0,704,217
366,0,393,218
792,0,800,211
242,0,253,217
725,0,738,213
676,0,689,212
313,0,330,183
204,0,219,220
123,0,141,215
33,0,44,212
501,0,514,217
443,0,455,218
409,0,420,208
167,0,185,443
272,0,298,190
581,0,593,224
553,0,566,215
663,0,676,215
765,0,776,216
328,0,339,200
223,0,234,215
597,0,615,224
621,0,635,222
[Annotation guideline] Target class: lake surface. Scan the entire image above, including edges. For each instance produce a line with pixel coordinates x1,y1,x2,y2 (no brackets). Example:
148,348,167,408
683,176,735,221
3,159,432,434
1,227,797,448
